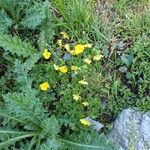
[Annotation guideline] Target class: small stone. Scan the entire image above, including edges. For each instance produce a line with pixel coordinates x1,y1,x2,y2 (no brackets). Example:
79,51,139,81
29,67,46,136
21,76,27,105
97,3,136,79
62,53,72,61
118,66,127,73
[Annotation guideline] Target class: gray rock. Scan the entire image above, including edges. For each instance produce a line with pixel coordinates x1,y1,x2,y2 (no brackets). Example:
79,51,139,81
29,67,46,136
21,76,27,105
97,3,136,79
62,53,72,61
86,117,104,131
108,108,150,150
118,66,128,73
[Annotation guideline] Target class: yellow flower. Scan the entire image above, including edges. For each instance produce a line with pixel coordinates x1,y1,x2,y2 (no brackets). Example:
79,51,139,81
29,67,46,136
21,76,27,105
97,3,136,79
93,54,104,61
84,44,92,48
82,101,89,106
59,66,68,73
60,31,69,39
39,82,50,91
84,58,91,64
69,43,92,55
78,80,88,85
53,64,59,70
64,44,70,51
43,49,51,59
73,44,85,55
80,118,91,126
71,66,78,72
73,94,81,101
57,39,62,48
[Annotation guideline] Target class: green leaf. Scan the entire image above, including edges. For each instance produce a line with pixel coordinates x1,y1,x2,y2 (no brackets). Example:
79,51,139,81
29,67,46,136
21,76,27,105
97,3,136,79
0,111,26,124
40,139,61,150
3,92,46,127
0,33,37,57
63,132,118,150
0,10,12,33
23,54,40,72
14,55,40,90
0,133,35,148
121,54,133,66
14,54,40,77
0,0,30,23
0,129,32,135
21,2,47,29
62,139,105,149
41,116,60,138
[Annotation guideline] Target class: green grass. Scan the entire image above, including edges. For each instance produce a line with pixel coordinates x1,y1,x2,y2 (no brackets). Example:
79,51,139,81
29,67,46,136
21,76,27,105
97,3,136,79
51,0,95,37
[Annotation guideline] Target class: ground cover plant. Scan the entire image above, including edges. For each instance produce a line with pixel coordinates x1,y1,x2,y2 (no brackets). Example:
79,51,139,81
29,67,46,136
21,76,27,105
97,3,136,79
0,0,149,149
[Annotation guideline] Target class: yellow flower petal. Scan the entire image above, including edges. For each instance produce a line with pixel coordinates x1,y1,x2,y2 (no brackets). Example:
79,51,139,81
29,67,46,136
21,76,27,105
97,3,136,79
82,101,89,106
78,80,88,85
84,44,92,48
80,118,91,126
71,66,78,72
59,66,68,73
43,49,51,60
73,94,81,101
60,31,69,39
39,82,50,91
84,58,91,64
53,64,59,70
57,39,62,48
64,44,70,51
73,44,85,55
68,50,76,55
93,54,104,61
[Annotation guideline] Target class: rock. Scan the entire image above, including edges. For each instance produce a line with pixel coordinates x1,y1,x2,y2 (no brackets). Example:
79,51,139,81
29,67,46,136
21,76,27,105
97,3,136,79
86,117,104,131
62,53,72,61
118,66,127,73
108,108,150,150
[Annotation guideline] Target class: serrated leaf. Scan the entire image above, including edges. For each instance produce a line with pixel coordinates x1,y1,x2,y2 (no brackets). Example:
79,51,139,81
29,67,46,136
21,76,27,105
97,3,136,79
40,139,61,150
0,0,31,23
22,54,40,72
0,133,35,148
41,116,60,138
0,10,12,33
63,132,118,150
0,34,37,57
0,111,26,124
21,2,47,29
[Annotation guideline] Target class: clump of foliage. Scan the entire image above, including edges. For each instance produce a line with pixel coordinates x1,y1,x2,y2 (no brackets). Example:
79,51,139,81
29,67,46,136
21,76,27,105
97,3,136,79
0,0,118,149
0,0,149,149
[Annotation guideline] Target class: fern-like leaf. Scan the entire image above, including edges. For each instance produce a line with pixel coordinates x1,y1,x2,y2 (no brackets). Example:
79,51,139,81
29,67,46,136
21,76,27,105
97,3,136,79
38,1,55,50
41,116,60,138
0,133,35,149
14,55,39,91
40,139,61,150
21,2,47,29
0,33,37,57
3,92,46,128
62,132,118,150
0,10,12,33
0,0,31,23
0,111,26,124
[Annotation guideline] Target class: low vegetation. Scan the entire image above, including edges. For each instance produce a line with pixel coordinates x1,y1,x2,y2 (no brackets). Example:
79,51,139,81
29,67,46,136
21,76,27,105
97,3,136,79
0,0,149,149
